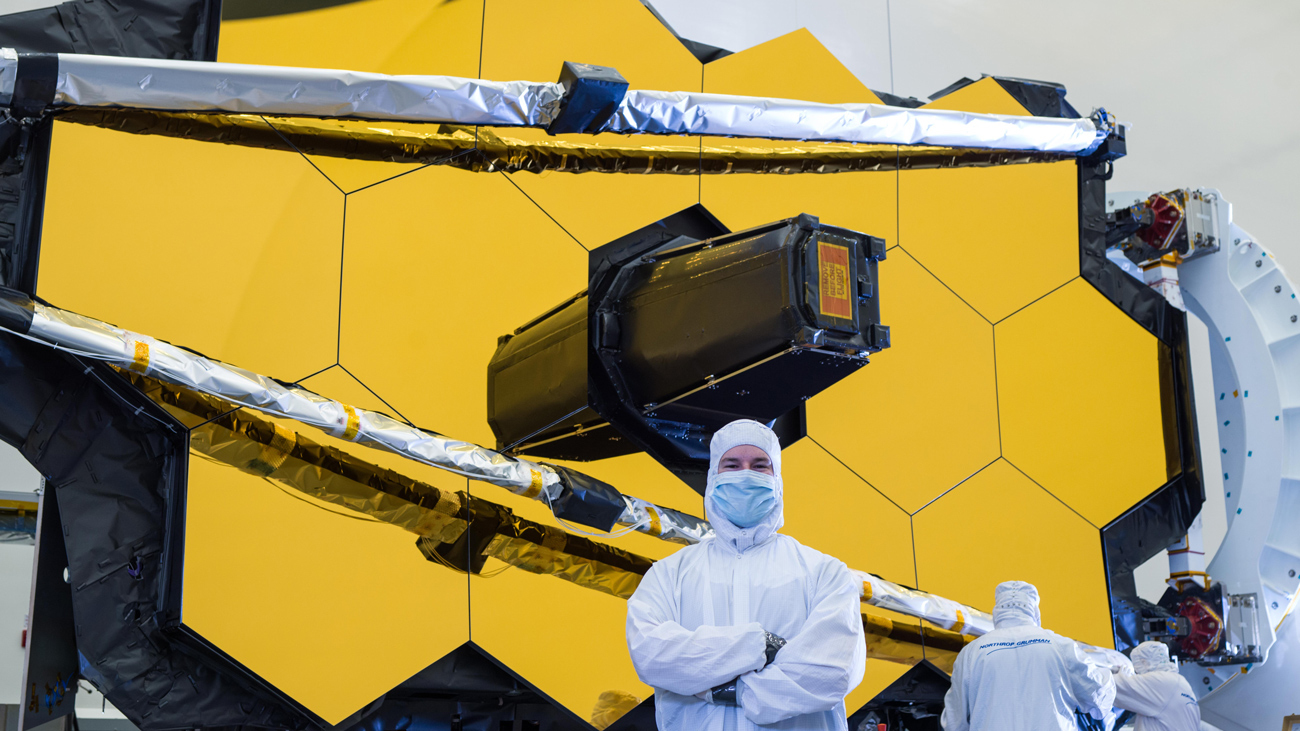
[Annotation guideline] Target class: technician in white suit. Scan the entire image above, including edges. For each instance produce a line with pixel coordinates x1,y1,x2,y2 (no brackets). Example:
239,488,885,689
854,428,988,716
941,581,1116,731
1112,641,1201,731
626,419,866,730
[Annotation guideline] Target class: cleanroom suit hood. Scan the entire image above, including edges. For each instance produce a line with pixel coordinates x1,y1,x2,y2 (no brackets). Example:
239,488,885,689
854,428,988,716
1112,641,1201,731
990,580,1042,629
1131,641,1179,675
941,581,1115,731
626,419,866,730
703,418,785,551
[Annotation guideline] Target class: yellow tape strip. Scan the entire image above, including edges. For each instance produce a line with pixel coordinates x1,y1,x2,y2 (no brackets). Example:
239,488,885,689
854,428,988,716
520,470,543,499
953,609,966,635
862,580,873,601
645,506,663,537
341,404,360,441
130,340,151,373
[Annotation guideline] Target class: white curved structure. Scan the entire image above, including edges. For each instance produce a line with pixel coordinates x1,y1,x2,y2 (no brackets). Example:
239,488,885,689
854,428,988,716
1110,190,1300,731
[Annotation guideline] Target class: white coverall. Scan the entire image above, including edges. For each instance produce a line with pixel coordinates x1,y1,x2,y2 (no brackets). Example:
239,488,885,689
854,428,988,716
626,420,866,730
940,581,1116,731
1113,642,1201,731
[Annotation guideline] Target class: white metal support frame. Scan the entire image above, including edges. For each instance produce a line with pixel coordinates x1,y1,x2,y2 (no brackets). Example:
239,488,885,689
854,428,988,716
1110,190,1300,731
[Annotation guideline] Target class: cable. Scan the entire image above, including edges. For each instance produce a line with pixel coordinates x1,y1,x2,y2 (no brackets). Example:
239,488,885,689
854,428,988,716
255,475,382,522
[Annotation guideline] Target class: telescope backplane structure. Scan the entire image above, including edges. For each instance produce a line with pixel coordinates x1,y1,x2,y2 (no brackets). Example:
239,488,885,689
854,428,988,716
0,1,1266,729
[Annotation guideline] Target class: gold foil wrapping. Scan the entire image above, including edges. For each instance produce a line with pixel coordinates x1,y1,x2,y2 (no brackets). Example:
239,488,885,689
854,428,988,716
861,611,972,672
125,373,655,601
188,406,469,545
124,373,951,669
59,107,1067,175
128,370,471,542
482,533,644,600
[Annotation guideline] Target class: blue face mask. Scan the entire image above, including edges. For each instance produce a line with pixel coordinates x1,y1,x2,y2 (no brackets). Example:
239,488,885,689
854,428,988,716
710,470,777,528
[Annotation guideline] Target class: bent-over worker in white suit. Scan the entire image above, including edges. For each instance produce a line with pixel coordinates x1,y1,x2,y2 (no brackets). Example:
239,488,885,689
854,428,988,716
625,419,866,730
1112,641,1201,731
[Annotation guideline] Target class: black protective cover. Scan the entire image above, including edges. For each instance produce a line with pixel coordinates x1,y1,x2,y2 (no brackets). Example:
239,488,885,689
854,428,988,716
1104,471,1204,651
991,76,1081,118
0,332,313,731
846,660,950,731
11,54,58,119
1077,156,1206,651
0,0,221,59
545,464,627,532
0,115,52,292
0,285,34,333
871,89,926,109
336,642,594,731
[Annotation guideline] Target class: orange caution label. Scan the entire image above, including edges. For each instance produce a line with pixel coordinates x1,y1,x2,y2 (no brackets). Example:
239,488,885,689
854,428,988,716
818,241,852,319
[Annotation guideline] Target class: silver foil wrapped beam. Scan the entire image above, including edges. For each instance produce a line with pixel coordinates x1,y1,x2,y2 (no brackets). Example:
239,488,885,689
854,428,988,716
25,300,558,491
617,495,712,545
855,569,995,636
0,48,1106,153
0,292,712,545
0,47,564,126
605,90,1102,153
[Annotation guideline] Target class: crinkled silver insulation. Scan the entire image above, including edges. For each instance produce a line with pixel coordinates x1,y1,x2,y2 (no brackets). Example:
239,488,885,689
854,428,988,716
0,49,1105,153
855,569,996,636
0,49,563,125
617,495,714,545
27,303,563,492
603,90,1102,153
18,302,714,546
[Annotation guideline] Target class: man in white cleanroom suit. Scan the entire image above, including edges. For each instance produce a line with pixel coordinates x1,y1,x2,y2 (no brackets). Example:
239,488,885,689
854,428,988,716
1112,641,1201,731
940,581,1115,731
625,419,866,730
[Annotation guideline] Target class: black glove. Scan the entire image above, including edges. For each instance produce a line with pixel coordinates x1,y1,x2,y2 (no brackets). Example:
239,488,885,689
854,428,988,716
708,679,738,706
708,632,786,706
763,630,787,667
